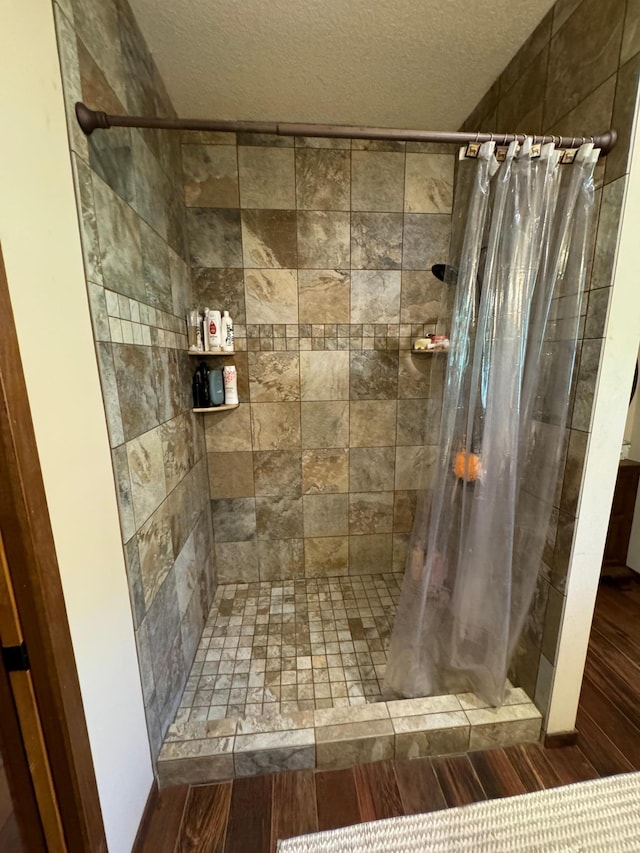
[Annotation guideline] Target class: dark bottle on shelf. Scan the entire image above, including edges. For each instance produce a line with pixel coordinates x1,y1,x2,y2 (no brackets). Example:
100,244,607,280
192,362,211,408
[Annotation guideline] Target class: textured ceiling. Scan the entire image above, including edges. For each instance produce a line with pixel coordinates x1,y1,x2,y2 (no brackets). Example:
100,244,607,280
128,0,555,130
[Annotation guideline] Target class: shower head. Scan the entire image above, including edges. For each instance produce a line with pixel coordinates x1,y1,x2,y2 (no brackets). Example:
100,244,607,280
431,263,457,284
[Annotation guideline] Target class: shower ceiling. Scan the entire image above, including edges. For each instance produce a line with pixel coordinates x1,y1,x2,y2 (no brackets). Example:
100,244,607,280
128,0,556,130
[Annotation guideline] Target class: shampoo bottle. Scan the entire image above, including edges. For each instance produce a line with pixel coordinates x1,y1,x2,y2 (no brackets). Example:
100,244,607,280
208,369,225,406
202,308,211,351
221,310,234,352
208,309,222,351
223,365,238,405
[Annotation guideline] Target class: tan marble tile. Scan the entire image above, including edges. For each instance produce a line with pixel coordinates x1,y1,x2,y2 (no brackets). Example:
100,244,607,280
392,533,410,572
303,494,348,537
304,536,349,576
187,208,243,268
157,753,234,788
350,400,397,446
158,735,235,760
301,401,349,449
349,534,393,574
297,211,350,268
456,684,531,711
256,495,303,538
464,703,542,727
313,702,390,728
245,269,298,324
238,147,295,209
351,270,401,324
351,152,405,212
215,541,259,582
248,352,300,402
302,449,349,494
298,270,350,324
395,446,436,491
393,490,417,533
391,710,468,734
404,154,454,214
350,446,395,492
165,718,237,741
300,351,350,401
349,492,394,534
387,694,463,717
258,539,305,581
241,209,297,269
468,716,542,751
251,402,301,450
295,149,350,210
350,351,399,401
137,502,173,608
208,451,255,498
351,212,403,270
127,427,166,528
622,0,640,64
395,723,469,760
237,710,314,735
182,144,239,207
316,719,394,770
205,404,252,452
253,450,302,496
235,744,315,777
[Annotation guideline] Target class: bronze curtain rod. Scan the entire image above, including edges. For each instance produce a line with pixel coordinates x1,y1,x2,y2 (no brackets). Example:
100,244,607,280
74,102,618,155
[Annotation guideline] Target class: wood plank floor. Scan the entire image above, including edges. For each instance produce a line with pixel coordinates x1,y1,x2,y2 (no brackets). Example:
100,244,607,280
136,574,640,853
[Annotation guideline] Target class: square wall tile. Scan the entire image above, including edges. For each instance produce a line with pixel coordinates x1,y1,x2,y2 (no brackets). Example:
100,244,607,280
350,400,397,447
300,351,350,401
245,269,299,324
351,270,401,324
187,209,243,268
295,149,350,210
205,404,252,452
349,492,394,534
303,494,349,537
192,268,246,324
255,495,304,539
351,152,405,211
395,446,436,490
251,402,301,450
127,427,166,528
211,498,256,542
301,401,350,448
298,270,350,324
215,541,259,582
302,449,349,493
401,270,450,325
350,351,399,400
350,534,393,574
253,451,302,496
350,446,395,492
404,154,454,213
297,211,350,268
241,210,297,269
393,490,418,533
305,536,349,576
208,451,255,498
258,539,305,581
248,352,300,402
402,214,451,271
351,212,403,270
182,144,239,207
238,147,295,209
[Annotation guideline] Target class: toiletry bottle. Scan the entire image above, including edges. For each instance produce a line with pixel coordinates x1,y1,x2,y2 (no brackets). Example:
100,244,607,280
197,362,211,407
192,368,203,407
187,308,201,351
208,309,222,351
208,369,225,406
221,310,234,352
202,308,211,351
223,365,238,405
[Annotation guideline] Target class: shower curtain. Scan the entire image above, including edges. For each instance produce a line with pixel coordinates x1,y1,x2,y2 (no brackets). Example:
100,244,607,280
385,138,599,707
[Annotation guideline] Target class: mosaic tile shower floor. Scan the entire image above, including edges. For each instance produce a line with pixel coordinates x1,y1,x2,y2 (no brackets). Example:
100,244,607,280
175,573,401,723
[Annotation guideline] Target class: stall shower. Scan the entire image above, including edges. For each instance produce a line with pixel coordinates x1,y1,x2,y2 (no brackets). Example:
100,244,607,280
53,0,632,785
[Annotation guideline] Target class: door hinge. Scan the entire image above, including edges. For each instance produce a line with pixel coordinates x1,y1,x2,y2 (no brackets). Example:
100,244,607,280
2,642,30,672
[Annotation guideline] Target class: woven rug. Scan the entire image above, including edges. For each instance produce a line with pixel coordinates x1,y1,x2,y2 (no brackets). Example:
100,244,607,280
278,771,640,852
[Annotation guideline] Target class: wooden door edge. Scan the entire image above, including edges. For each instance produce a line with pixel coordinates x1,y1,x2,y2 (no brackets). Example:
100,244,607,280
0,244,107,851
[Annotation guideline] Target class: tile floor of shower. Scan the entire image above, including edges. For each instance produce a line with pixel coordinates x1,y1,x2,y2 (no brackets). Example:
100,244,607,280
158,572,543,786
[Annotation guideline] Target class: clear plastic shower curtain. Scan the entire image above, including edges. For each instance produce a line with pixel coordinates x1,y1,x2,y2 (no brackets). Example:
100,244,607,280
384,139,599,707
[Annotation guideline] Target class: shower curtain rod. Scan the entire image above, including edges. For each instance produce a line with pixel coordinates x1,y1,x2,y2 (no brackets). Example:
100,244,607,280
74,102,618,155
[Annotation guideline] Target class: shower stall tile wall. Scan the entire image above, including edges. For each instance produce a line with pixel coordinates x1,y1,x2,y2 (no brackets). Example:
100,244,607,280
185,137,456,583
54,0,216,758
461,0,640,717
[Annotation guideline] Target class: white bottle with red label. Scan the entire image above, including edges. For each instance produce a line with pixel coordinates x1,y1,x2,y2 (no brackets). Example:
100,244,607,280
221,310,234,352
223,365,238,405
204,309,222,351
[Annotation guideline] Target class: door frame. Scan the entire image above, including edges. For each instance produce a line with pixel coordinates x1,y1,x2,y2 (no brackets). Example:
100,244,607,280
0,243,107,851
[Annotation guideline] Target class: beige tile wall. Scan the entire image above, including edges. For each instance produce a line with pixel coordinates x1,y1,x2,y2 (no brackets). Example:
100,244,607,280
461,0,640,712
184,136,456,582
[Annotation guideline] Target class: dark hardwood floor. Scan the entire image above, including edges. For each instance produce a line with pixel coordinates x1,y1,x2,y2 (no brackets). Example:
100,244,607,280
137,574,640,853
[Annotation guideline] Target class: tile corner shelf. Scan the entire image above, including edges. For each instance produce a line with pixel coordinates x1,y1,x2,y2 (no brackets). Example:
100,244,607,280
193,404,239,413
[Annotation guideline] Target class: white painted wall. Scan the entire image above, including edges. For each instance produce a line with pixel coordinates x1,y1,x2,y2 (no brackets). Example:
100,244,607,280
546,104,640,734
0,1,153,850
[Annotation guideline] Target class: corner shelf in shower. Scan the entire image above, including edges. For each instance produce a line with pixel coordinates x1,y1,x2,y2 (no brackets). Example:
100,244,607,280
192,404,239,413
